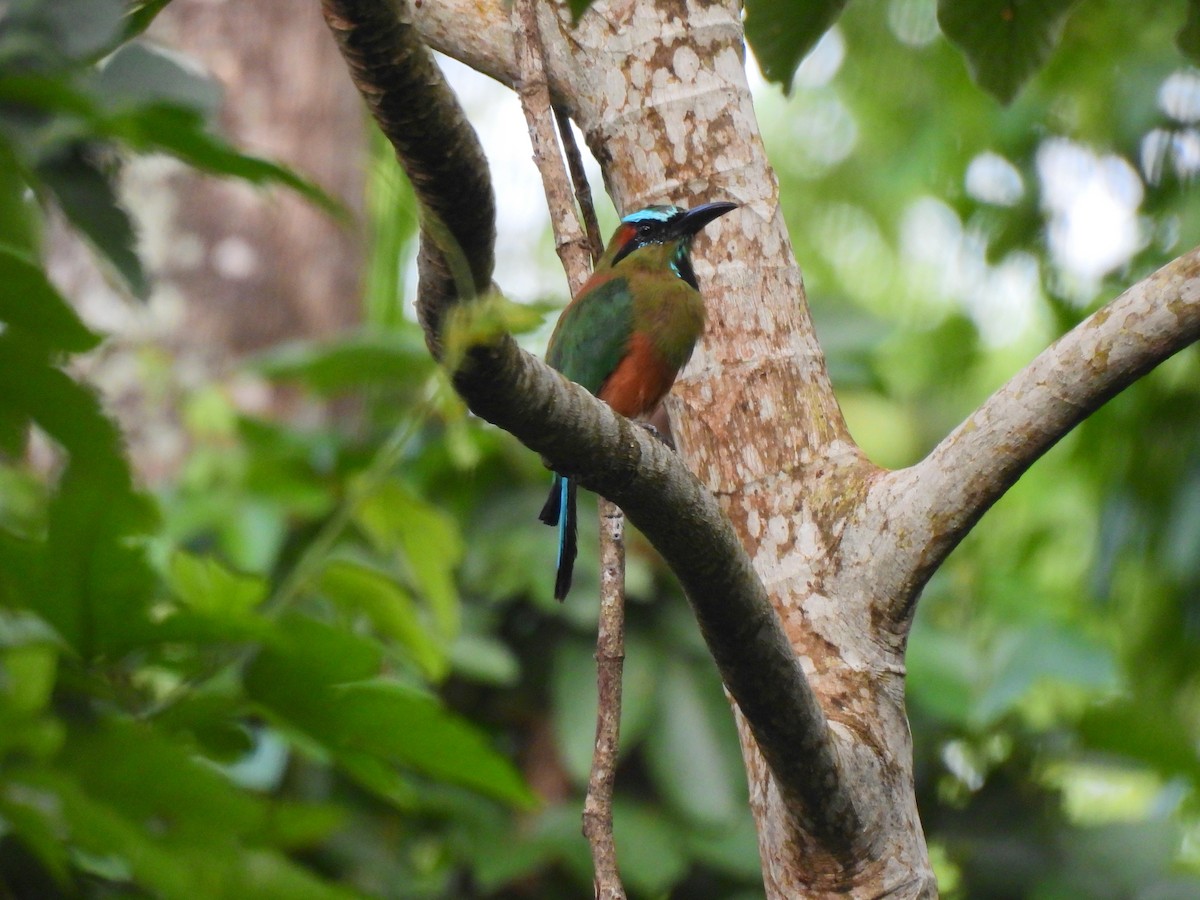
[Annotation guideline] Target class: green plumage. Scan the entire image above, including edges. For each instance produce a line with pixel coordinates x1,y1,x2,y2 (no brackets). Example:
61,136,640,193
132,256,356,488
545,245,707,395
545,276,634,393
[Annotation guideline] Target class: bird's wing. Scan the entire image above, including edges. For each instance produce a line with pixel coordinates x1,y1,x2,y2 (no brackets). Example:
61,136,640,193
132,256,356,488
545,275,635,395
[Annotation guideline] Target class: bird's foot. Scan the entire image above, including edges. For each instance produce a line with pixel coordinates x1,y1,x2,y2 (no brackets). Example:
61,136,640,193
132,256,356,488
639,421,675,450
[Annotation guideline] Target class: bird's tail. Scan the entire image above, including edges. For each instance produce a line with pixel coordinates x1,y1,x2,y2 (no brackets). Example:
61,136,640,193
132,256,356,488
539,474,577,601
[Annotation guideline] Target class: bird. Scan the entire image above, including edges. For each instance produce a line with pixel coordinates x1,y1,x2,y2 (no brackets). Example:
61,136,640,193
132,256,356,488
539,200,738,600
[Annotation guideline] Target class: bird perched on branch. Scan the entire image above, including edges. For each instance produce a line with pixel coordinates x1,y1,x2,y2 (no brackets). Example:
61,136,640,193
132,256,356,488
540,201,738,600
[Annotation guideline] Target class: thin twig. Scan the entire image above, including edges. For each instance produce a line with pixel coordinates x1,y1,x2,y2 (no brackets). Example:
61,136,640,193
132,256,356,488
511,1,627,894
555,105,604,263
558,99,627,900
584,498,627,899
511,0,592,295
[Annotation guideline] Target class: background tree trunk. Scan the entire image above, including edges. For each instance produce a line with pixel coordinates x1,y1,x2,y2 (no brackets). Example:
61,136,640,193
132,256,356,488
150,0,365,354
51,0,367,482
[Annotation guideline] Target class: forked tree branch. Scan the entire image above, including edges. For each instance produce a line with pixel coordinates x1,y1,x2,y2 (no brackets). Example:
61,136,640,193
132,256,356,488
871,248,1200,619
512,0,592,294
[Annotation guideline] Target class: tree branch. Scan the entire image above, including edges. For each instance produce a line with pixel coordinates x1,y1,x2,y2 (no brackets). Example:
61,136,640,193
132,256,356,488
511,0,592,295
875,247,1200,618
555,105,605,263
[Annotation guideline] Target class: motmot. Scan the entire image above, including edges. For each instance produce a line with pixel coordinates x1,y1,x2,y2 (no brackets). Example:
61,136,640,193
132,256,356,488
539,201,738,600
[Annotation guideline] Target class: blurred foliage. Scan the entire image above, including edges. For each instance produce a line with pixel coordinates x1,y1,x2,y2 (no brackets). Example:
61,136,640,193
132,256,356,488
3,0,1200,898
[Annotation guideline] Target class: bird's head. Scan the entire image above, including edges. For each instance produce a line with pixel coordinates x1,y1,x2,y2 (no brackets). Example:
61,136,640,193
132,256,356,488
602,201,738,288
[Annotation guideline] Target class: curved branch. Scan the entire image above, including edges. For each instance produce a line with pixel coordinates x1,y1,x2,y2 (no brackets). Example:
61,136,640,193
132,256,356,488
321,0,496,349
454,338,862,852
876,247,1200,617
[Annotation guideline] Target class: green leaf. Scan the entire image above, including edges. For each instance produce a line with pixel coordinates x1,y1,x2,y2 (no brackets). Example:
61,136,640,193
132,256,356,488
13,764,352,898
38,770,193,894
449,631,521,687
123,1,179,43
115,104,343,216
565,0,594,22
42,460,158,657
906,618,977,725
1179,0,1200,65
0,609,63,649
327,679,534,807
1079,699,1200,785
334,749,419,808
4,0,126,63
0,334,118,456
611,800,688,896
356,480,462,639
1,643,58,715
0,76,340,218
319,559,448,681
247,616,532,807
0,338,157,657
469,818,560,892
57,718,267,845
168,551,267,619
974,626,1118,726
35,146,147,298
938,0,1080,104
0,774,73,884
248,614,383,696
251,330,432,395
363,130,419,329
151,688,255,762
259,801,346,850
745,0,850,90
0,139,40,253
643,656,746,826
96,42,220,117
0,245,101,352
442,292,557,374
229,849,360,900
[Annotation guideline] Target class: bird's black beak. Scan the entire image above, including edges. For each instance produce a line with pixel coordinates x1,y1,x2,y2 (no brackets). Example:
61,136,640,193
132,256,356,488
676,201,738,237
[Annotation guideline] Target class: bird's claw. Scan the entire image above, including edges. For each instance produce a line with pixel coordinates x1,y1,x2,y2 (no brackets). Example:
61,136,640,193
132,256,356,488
639,421,675,450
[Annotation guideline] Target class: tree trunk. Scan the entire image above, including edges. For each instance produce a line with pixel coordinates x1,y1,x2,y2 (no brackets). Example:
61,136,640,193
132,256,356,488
151,0,365,354
51,0,368,483
412,1,933,893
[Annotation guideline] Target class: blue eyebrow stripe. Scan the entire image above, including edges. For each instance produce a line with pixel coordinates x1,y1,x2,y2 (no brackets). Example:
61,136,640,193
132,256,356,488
621,205,680,224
